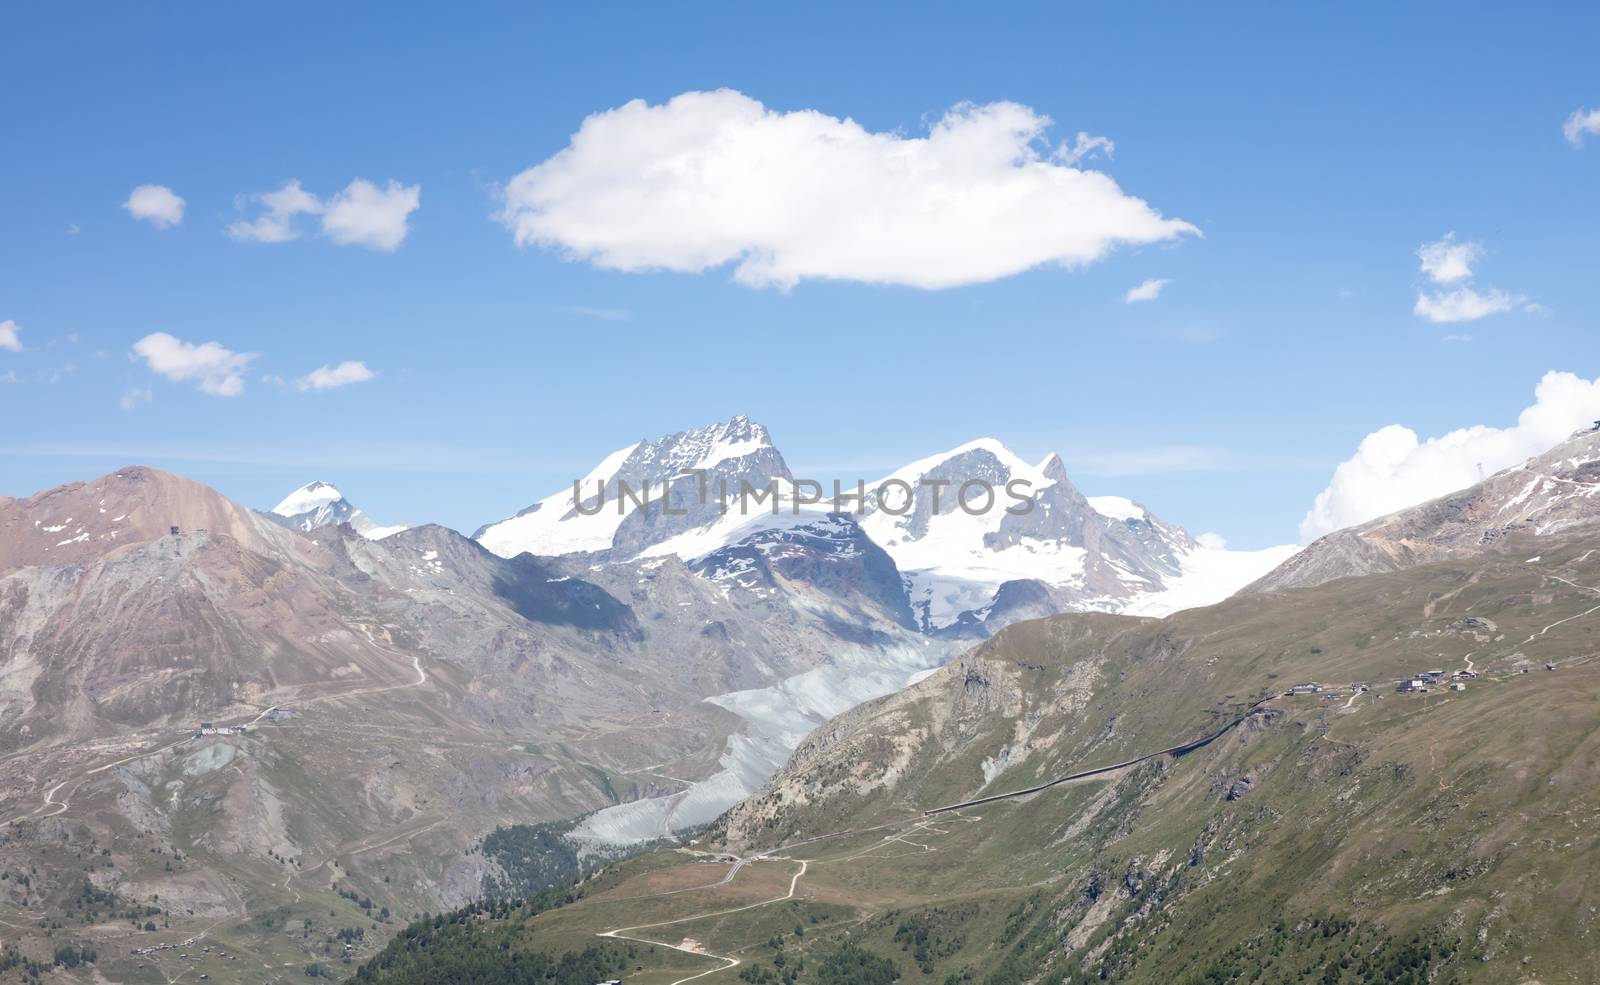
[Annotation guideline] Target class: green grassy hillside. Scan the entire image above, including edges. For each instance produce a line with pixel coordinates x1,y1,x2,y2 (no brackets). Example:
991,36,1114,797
345,534,1600,984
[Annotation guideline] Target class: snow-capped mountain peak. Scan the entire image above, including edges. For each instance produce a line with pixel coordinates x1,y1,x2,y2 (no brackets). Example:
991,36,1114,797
475,415,792,560
268,481,407,540
473,421,1296,637
271,480,345,518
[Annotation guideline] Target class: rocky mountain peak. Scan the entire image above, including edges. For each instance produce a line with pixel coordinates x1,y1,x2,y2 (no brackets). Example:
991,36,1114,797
1249,424,1600,593
475,415,792,560
0,465,294,572
268,480,407,540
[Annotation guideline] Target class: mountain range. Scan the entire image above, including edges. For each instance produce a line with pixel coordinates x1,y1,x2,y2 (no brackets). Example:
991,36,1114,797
473,416,1295,636
349,423,1600,985
4,421,1599,982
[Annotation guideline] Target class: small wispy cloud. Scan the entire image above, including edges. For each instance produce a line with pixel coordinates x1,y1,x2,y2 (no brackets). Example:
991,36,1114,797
1416,233,1481,284
1054,131,1115,166
297,360,377,392
120,387,153,411
0,319,21,352
1123,278,1169,303
1563,106,1600,147
122,185,185,229
229,178,421,251
1414,286,1517,324
1412,232,1528,324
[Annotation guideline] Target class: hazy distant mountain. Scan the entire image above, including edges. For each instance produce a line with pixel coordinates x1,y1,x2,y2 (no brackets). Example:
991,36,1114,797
269,479,408,539
1249,424,1600,593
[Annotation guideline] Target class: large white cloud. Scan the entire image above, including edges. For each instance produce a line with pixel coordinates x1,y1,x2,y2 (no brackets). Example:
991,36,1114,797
497,90,1197,290
1300,371,1600,541
228,178,420,250
131,332,256,397
0,319,20,352
296,360,376,391
122,184,185,228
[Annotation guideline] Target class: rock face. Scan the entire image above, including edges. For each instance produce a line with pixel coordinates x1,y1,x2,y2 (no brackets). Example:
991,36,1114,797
0,462,943,926
692,512,917,632
1249,427,1600,593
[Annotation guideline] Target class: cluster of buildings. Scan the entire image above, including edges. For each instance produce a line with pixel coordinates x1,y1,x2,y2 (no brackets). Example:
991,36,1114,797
1395,668,1475,693
131,934,203,957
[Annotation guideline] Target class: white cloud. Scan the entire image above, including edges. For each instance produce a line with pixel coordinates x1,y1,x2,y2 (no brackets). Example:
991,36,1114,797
321,179,420,251
1196,532,1227,550
297,360,376,391
120,387,153,411
122,184,185,228
228,180,322,243
1413,286,1516,323
0,319,20,352
1055,131,1115,166
498,89,1196,290
1300,371,1600,541
228,178,419,250
1411,232,1529,323
131,332,256,397
1124,277,1169,303
0,371,17,384
1416,233,1481,284
1563,107,1600,147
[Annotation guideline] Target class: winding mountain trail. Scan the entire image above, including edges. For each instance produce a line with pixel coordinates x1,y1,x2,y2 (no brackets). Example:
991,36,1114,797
6,643,429,826
589,698,1285,984
1521,574,1600,645
597,859,809,985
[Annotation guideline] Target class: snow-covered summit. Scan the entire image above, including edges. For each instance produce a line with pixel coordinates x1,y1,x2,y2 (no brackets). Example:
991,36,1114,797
473,420,1296,634
475,415,793,560
271,480,345,518
269,481,407,540
858,437,1288,631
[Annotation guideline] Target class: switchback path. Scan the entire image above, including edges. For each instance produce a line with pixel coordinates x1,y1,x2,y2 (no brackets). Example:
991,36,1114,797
597,859,808,985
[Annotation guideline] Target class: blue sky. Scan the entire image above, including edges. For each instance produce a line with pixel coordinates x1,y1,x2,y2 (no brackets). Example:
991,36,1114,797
3,2,1598,547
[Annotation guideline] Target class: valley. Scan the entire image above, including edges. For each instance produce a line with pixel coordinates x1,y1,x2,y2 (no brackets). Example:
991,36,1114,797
2,423,1598,982
352,534,1600,984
